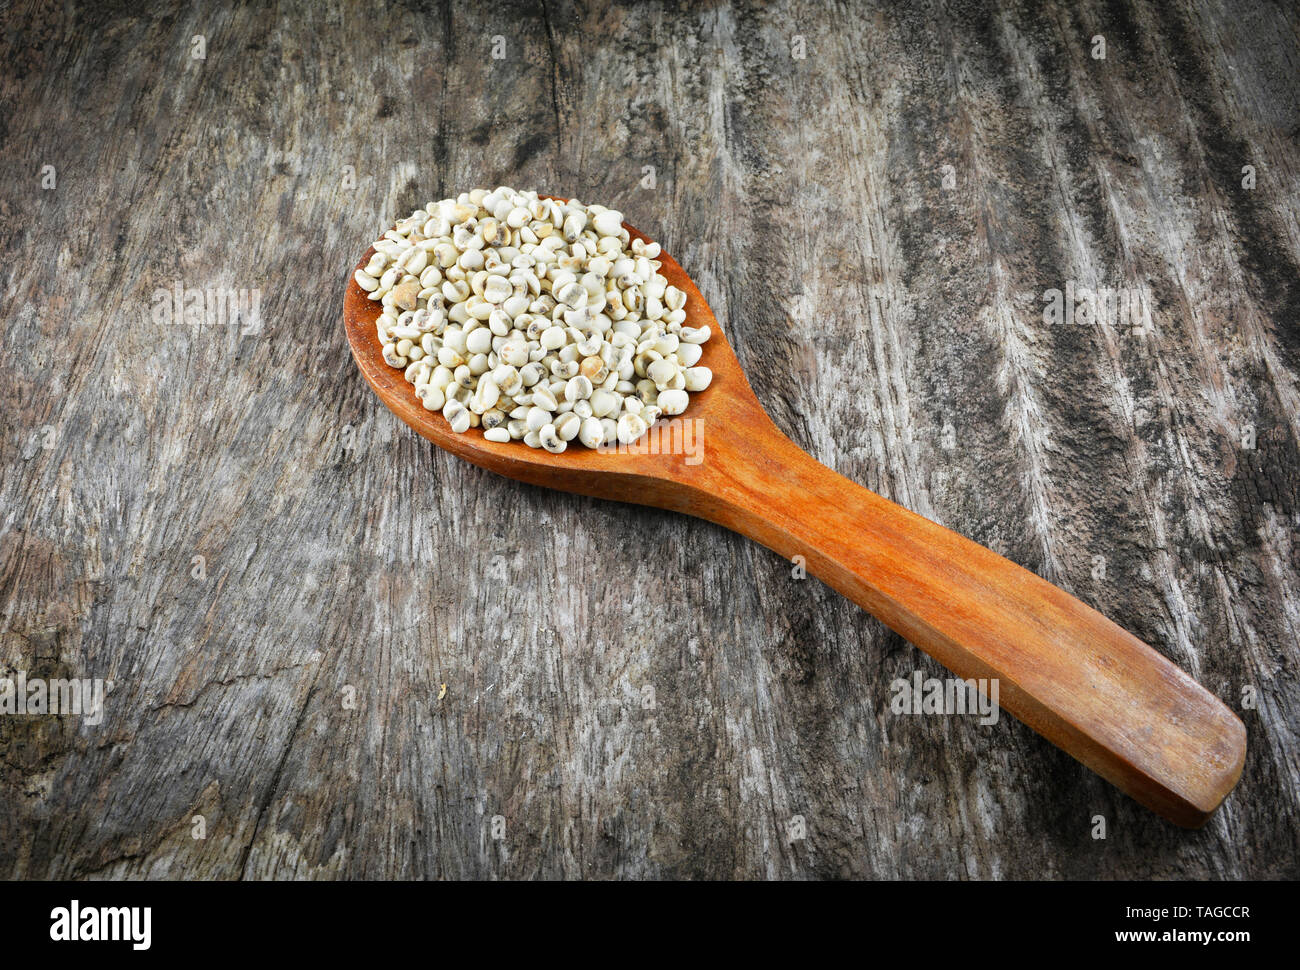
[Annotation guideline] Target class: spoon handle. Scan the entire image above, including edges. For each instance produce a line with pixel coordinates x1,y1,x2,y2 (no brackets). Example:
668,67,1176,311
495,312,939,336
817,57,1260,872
695,415,1245,826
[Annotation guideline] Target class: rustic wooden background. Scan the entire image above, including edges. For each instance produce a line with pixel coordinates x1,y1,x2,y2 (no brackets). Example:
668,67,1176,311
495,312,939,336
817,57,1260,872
1,0,1296,879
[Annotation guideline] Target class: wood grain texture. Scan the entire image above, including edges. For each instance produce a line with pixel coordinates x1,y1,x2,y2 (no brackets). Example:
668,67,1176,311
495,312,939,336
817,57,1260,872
1,0,1297,878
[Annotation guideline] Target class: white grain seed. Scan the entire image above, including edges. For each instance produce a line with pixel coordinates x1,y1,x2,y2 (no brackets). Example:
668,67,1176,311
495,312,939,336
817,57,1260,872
578,416,605,448
526,406,551,432
676,342,703,367
539,325,567,351
539,424,566,453
483,275,513,303
657,389,689,415
593,210,624,236
565,375,593,401
465,327,493,355
683,366,713,392
553,411,581,441
616,412,649,444
679,324,710,343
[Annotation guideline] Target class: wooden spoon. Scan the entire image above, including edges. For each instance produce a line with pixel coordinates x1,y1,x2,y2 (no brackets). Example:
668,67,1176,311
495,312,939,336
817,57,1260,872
344,210,1245,828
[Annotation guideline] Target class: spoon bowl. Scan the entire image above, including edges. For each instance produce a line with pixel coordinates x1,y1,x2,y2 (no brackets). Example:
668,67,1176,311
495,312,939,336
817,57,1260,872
345,206,1246,828
345,217,745,507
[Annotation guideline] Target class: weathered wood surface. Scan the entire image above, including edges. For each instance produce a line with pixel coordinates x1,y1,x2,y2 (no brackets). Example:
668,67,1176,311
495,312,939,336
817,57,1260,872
1,0,1297,879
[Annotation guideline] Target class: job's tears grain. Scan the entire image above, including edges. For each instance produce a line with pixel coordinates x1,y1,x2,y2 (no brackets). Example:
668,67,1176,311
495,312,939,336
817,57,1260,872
360,187,712,452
